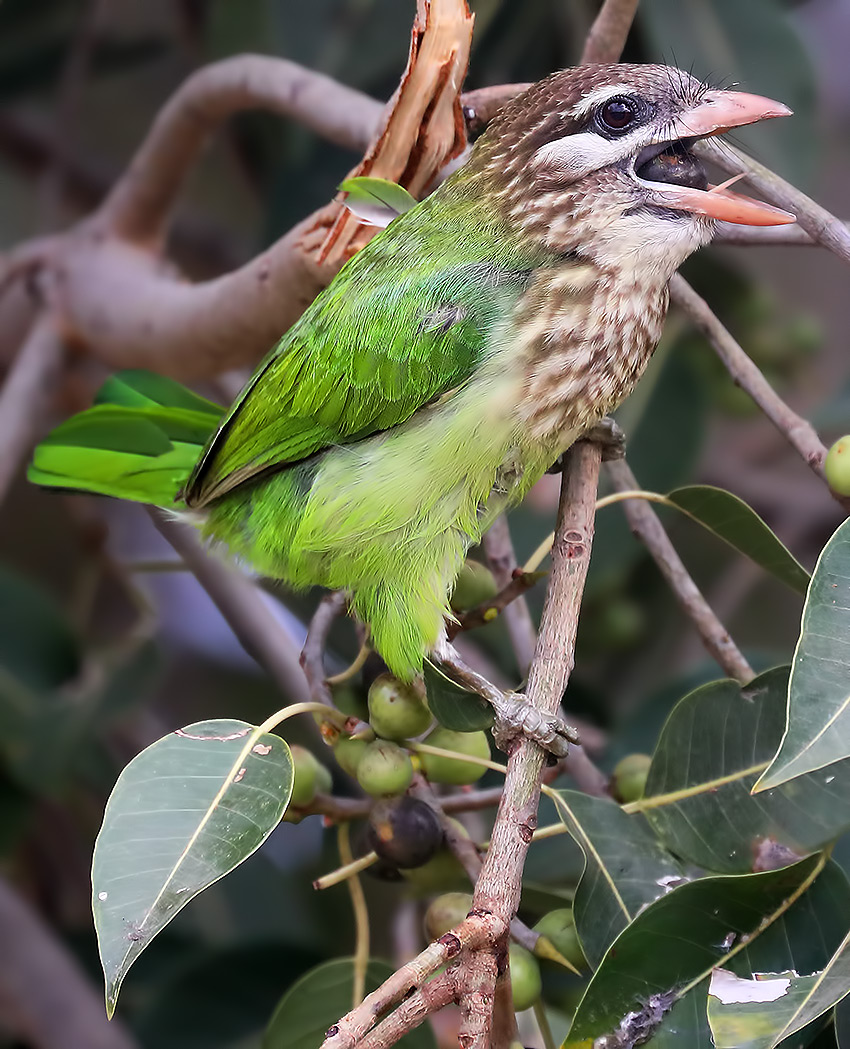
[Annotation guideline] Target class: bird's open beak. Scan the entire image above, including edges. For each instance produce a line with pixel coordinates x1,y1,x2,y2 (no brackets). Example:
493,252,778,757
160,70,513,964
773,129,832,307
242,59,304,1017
636,90,796,226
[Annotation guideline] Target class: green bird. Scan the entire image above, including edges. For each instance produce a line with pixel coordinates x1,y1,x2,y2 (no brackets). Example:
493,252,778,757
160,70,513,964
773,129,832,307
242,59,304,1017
29,65,792,745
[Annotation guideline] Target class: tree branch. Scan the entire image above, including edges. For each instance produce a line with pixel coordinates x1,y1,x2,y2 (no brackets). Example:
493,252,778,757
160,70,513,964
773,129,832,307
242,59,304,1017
0,316,64,504
357,970,458,1049
482,515,538,676
98,55,382,246
670,274,850,512
580,0,640,64
150,513,313,705
605,458,754,683
695,138,850,266
0,875,139,1049
321,912,504,1049
459,442,602,1048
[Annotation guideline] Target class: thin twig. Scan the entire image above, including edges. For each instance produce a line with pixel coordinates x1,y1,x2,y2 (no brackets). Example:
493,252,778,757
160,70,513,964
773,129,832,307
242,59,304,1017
0,316,64,506
580,0,640,64
458,442,602,1049
301,591,349,707
150,514,313,704
670,274,850,512
338,823,370,1009
606,458,754,683
483,515,539,676
449,568,541,643
695,138,850,266
314,851,379,892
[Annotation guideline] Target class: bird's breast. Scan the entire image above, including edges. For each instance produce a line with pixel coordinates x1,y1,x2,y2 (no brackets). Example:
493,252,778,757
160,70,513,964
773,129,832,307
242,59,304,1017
513,264,669,442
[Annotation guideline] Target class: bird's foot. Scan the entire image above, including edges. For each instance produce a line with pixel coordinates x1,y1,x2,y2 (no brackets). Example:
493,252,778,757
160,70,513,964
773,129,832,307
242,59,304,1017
431,636,579,759
490,693,579,760
546,416,626,474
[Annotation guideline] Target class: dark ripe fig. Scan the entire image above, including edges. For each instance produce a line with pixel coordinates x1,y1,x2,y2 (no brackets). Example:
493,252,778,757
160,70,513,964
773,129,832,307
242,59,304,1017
367,796,443,869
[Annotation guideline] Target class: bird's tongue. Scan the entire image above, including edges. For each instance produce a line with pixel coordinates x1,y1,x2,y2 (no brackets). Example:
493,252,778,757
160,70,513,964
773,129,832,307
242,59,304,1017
657,180,796,226
653,89,796,226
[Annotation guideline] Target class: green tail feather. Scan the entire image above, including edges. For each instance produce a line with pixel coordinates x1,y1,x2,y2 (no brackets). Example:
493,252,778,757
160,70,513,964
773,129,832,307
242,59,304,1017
28,371,223,506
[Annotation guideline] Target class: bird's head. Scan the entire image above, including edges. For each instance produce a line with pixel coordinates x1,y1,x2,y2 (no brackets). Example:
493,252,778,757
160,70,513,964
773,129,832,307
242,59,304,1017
470,64,794,278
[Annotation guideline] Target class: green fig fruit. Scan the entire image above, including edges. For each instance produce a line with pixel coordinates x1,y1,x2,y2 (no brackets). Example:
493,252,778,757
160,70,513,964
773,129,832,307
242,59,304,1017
533,908,585,971
289,745,321,807
333,735,369,777
825,436,850,496
424,891,473,940
356,740,414,796
611,753,652,803
450,559,498,611
420,727,490,785
509,944,542,1011
368,674,432,741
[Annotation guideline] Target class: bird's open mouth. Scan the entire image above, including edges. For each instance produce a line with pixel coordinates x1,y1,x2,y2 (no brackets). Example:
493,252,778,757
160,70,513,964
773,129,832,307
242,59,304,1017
632,91,796,226
635,138,707,192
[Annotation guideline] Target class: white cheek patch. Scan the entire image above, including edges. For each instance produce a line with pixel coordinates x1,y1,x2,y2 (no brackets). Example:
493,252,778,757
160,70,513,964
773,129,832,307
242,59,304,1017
532,131,629,179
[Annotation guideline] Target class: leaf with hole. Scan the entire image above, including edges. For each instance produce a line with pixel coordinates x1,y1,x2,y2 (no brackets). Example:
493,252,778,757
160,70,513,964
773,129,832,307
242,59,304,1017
563,854,833,1049
92,719,293,1016
757,518,850,790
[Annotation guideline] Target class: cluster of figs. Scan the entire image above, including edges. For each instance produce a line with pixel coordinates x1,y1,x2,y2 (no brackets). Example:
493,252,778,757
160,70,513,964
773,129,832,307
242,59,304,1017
285,671,597,1011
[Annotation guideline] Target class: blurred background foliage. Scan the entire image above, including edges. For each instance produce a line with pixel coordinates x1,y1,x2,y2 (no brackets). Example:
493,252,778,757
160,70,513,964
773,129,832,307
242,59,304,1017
0,1,848,1047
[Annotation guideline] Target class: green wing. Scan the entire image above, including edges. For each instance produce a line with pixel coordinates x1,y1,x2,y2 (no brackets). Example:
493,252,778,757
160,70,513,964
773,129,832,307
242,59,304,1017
28,372,223,505
184,252,529,508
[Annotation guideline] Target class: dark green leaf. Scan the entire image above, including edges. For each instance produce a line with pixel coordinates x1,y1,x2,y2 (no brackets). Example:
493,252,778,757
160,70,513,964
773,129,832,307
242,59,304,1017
339,176,417,226
667,486,810,596
93,720,293,1017
552,790,684,968
640,668,850,873
135,942,320,1049
423,659,493,732
263,958,436,1049
757,518,850,790
563,856,825,1049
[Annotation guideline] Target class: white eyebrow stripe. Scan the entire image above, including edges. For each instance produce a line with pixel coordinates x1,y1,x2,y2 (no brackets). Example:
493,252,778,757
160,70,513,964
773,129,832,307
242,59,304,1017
571,83,639,118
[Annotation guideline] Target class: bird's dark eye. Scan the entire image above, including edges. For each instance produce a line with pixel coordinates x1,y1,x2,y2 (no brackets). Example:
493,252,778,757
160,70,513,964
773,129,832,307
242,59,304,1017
597,96,640,135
